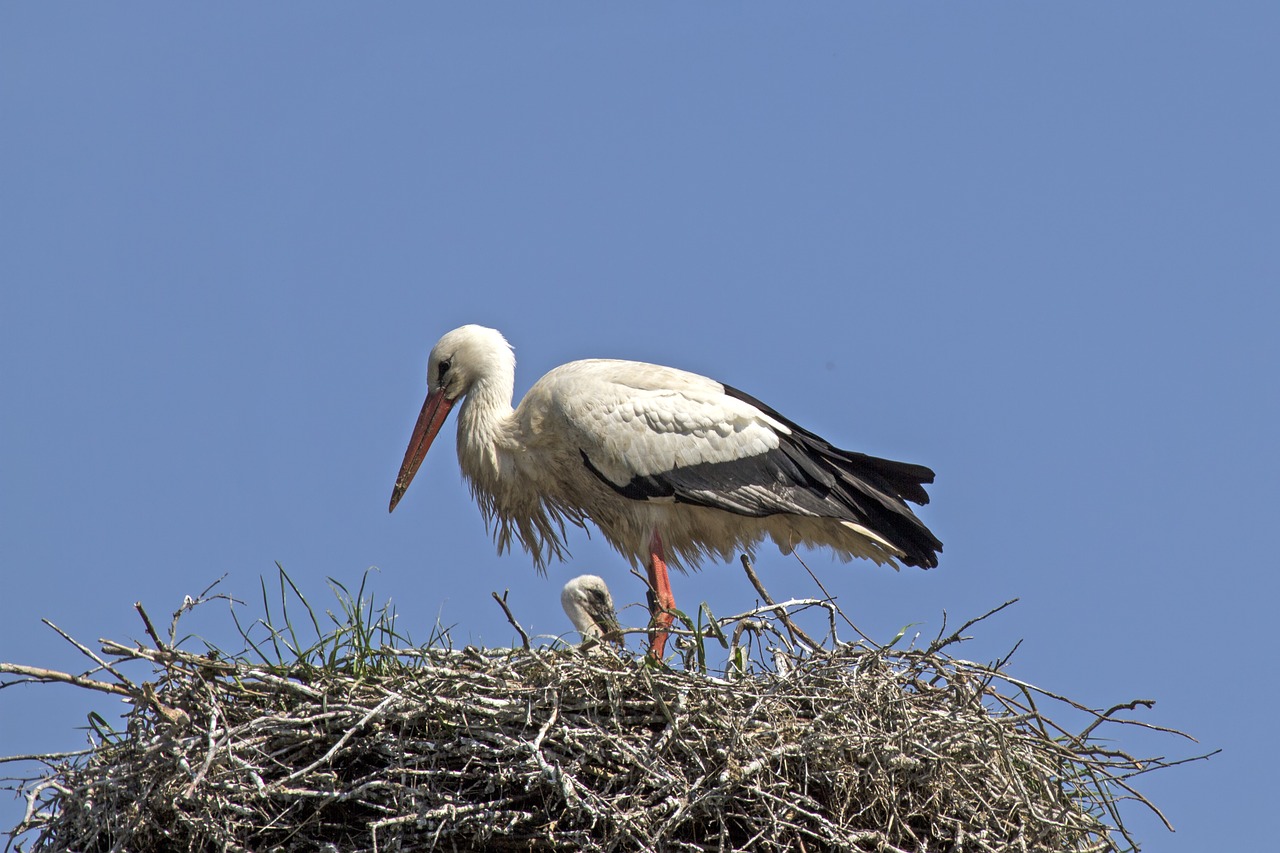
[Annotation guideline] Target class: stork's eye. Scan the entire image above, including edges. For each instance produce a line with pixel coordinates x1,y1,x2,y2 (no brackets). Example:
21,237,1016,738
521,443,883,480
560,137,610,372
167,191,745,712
437,359,452,381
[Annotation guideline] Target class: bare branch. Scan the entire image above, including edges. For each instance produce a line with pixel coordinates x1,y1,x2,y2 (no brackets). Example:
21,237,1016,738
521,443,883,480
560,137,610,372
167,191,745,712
135,601,167,651
490,589,531,650
0,662,133,698
740,555,823,651
926,598,1020,654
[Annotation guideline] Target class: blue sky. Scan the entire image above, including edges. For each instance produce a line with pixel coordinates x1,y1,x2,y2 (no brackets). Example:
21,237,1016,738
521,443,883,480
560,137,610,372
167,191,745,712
2,4,1276,848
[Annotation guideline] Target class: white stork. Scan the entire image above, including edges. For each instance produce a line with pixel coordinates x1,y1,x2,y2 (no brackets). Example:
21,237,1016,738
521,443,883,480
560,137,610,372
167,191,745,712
390,324,941,658
561,574,624,644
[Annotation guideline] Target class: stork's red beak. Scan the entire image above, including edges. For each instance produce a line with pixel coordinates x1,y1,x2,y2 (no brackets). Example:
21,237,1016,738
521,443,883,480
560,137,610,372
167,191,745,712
389,389,455,512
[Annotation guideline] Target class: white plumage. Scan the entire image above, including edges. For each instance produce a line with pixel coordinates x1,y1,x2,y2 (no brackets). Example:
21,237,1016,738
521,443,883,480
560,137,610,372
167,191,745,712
560,575,623,643
390,324,941,656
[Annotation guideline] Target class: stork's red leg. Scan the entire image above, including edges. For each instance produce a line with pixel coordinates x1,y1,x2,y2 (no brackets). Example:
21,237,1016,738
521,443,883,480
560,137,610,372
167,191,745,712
646,529,676,658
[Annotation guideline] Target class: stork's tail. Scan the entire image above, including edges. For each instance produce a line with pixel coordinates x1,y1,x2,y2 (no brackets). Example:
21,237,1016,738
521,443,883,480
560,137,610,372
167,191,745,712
823,449,942,568
723,383,943,569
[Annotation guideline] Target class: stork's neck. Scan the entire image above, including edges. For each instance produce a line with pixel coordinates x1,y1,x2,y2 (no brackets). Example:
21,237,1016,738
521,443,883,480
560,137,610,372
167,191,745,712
455,366,517,487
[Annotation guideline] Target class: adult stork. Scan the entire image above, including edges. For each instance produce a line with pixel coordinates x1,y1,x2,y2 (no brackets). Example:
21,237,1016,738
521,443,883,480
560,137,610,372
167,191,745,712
390,325,941,658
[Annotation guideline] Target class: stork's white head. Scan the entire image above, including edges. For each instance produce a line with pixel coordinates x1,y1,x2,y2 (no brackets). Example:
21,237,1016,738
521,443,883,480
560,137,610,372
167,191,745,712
426,325,515,402
389,325,515,513
561,574,623,643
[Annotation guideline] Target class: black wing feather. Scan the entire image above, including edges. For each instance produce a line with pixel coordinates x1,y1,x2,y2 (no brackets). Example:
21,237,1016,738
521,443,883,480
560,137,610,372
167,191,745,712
724,383,942,568
579,382,942,569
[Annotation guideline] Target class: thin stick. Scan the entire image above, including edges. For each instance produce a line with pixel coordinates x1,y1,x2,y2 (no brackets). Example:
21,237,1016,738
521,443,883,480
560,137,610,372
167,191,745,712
41,619,139,694
792,552,874,643
740,556,823,651
0,748,95,764
0,663,133,698
491,590,531,650
135,602,167,651
1079,698,1157,739
926,598,1019,655
169,574,232,645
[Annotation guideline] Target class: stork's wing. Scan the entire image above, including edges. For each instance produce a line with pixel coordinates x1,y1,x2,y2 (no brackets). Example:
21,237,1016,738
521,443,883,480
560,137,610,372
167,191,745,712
534,359,941,568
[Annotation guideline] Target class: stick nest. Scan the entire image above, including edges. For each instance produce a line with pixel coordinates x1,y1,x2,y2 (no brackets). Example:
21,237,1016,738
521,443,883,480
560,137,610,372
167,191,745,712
3,572,1202,852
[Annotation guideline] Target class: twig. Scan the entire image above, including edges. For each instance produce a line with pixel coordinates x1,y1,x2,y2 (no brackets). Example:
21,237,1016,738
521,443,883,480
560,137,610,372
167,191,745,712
491,590,531,650
792,552,873,643
135,602,167,651
926,598,1019,654
740,556,824,651
1080,698,1157,740
41,618,140,694
169,574,232,645
0,748,95,764
0,663,133,698
181,693,222,798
